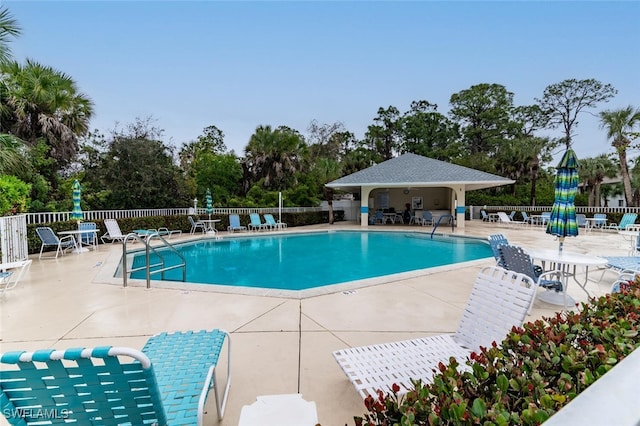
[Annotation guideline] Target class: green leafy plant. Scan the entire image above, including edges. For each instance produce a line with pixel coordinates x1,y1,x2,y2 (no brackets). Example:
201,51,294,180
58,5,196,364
354,280,640,425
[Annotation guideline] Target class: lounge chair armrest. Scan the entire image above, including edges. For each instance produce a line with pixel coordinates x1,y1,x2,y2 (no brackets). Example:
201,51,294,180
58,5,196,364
197,330,232,423
59,234,76,244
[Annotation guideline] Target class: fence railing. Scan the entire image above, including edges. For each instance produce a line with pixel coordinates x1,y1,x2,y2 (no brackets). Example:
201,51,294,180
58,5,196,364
472,205,640,216
23,207,324,225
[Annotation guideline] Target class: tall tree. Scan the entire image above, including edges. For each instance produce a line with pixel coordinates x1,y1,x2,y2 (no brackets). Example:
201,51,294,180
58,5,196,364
192,152,242,206
365,106,401,161
399,100,460,161
0,6,20,65
579,155,618,207
243,125,307,191
599,106,640,207
494,136,552,204
306,120,355,162
449,83,518,161
509,105,556,205
179,125,227,169
536,78,617,148
83,119,188,209
0,59,94,170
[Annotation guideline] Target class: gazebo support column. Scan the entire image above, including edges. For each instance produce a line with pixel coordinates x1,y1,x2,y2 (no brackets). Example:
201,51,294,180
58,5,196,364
453,186,466,230
360,186,373,227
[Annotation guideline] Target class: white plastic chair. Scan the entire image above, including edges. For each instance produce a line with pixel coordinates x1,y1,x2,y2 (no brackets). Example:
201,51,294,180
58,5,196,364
1,259,32,296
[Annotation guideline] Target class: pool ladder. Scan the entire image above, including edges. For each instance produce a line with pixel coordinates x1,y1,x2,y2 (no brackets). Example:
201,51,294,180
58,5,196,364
430,214,455,239
121,232,186,289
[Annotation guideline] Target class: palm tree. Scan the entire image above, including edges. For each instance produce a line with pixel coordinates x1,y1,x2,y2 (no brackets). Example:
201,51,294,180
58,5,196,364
0,133,27,174
579,155,617,206
599,106,640,206
243,125,307,191
1,59,94,168
0,7,21,65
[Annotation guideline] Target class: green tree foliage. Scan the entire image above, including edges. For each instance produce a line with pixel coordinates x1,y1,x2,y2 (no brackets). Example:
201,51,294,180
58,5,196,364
449,83,519,162
599,106,640,206
0,174,30,215
537,78,617,148
579,155,618,207
0,59,94,171
0,133,27,175
0,6,20,65
82,119,189,209
179,124,228,171
365,106,401,161
398,100,461,161
192,152,242,206
491,105,556,205
243,125,308,192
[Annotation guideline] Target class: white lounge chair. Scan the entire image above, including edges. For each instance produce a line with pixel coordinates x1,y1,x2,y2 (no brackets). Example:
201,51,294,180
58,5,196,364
1,259,32,297
333,266,536,398
189,216,206,234
100,219,127,244
497,211,527,226
157,227,182,238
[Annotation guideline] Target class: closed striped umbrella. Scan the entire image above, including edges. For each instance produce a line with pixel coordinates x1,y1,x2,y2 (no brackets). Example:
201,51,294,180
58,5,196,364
546,149,579,251
205,188,213,220
71,180,83,221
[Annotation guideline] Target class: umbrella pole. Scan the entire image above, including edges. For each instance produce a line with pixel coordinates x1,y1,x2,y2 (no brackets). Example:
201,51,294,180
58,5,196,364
559,237,564,252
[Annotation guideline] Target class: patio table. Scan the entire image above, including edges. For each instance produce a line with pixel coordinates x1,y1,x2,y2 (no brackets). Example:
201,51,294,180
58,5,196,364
527,248,607,311
201,219,220,234
584,217,607,232
58,229,99,253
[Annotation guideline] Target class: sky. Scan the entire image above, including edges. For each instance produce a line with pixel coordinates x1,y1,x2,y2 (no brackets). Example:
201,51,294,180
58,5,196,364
2,0,639,165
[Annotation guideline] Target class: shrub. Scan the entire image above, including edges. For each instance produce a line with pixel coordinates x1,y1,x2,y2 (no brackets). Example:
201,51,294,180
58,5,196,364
353,279,640,425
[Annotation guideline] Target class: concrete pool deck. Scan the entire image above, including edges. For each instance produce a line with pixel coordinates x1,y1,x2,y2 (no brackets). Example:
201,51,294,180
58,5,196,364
0,220,628,425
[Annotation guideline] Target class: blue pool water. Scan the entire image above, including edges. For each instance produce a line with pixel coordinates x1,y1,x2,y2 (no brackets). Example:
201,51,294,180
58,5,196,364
129,231,492,290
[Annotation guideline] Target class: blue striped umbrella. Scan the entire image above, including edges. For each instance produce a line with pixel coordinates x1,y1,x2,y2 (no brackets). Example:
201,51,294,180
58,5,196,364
546,149,579,251
71,179,83,221
205,188,213,220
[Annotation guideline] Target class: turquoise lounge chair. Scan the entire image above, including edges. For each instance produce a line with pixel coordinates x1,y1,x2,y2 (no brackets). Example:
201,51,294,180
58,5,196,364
263,213,286,230
0,329,231,425
227,214,248,233
248,213,269,231
607,213,638,231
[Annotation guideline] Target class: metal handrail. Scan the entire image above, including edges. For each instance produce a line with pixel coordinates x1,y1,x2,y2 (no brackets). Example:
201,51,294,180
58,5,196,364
431,214,455,239
121,232,186,289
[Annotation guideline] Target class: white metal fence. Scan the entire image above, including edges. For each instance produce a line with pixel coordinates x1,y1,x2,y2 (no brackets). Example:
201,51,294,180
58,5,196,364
0,214,28,263
23,207,324,225
469,205,640,219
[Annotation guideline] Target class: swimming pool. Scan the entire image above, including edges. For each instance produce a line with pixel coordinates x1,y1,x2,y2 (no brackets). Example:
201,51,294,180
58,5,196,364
128,231,492,291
